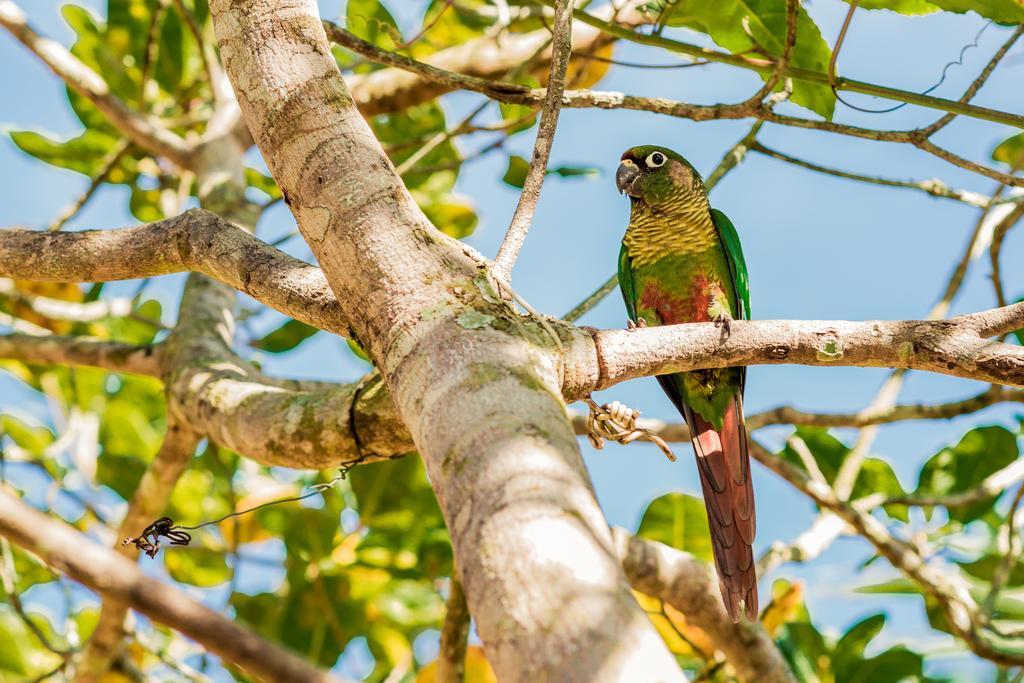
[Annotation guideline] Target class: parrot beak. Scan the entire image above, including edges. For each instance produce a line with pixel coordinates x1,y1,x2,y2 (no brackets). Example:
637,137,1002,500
615,160,640,196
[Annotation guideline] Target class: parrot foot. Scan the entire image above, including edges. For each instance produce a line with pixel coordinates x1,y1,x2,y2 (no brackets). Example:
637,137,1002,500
626,318,647,331
713,312,732,338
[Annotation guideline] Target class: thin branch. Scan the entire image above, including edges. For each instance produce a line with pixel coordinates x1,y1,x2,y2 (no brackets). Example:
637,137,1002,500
0,333,161,377
738,0,796,108
48,139,132,231
614,529,796,683
493,0,575,282
990,198,1024,315
0,489,347,683
436,575,471,683
920,24,1024,138
757,513,848,574
0,1,190,166
751,142,1011,208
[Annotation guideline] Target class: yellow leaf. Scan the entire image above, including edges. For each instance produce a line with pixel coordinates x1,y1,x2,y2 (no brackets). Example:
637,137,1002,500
565,42,614,89
417,646,497,683
221,483,298,546
761,580,805,636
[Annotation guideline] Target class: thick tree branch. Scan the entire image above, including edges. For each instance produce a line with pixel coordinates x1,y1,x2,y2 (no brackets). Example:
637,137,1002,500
0,489,346,683
0,1,190,166
614,529,795,683
566,304,1024,397
211,1,686,680
0,333,161,377
0,209,348,336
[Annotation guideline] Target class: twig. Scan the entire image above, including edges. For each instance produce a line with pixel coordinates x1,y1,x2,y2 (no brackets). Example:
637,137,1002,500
48,139,132,231
751,142,1010,208
436,575,471,683
887,458,1024,508
492,0,575,282
0,537,69,657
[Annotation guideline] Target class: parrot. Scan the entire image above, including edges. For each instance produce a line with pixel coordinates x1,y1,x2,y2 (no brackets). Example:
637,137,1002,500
615,145,757,622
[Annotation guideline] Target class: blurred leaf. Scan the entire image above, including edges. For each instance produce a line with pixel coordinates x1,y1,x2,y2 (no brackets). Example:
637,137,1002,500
417,645,498,683
550,165,600,179
993,133,1024,167
961,554,1024,586
106,299,164,345
777,620,829,683
129,183,164,222
498,100,538,136
502,155,530,188
914,425,1018,522
165,547,231,587
423,198,479,238
636,492,713,562
97,453,147,499
0,609,30,675
347,0,403,52
832,613,885,672
347,338,371,363
839,0,939,13
1,414,54,456
246,167,282,200
252,319,320,353
761,579,806,636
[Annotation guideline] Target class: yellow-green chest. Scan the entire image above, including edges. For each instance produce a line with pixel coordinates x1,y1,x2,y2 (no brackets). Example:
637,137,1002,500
623,198,719,268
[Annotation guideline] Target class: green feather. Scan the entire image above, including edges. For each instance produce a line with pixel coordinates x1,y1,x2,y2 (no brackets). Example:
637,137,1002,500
617,243,638,325
710,208,750,321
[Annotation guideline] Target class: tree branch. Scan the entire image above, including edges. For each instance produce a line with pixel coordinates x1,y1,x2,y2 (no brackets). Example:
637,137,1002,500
0,209,348,336
436,575,471,683
566,303,1024,398
492,0,575,281
614,529,796,683
0,1,191,166
0,333,161,377
0,489,346,683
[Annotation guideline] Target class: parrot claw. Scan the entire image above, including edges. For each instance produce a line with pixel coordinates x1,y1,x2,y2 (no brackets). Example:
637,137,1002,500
714,312,732,338
626,318,647,331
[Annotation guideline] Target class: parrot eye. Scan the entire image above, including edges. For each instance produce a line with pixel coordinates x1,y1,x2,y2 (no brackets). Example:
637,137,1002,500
645,151,667,168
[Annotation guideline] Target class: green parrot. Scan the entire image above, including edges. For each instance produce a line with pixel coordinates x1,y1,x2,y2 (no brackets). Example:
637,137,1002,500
615,145,757,622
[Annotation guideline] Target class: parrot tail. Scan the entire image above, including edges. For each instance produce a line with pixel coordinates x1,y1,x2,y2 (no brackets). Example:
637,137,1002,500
685,396,758,622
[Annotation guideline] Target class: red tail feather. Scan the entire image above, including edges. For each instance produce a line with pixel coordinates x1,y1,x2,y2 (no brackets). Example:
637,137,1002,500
688,396,757,622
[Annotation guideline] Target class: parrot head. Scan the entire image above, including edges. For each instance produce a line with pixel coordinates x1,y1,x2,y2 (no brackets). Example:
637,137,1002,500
615,145,704,206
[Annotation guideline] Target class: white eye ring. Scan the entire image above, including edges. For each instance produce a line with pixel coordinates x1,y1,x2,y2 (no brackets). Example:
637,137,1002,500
645,151,667,168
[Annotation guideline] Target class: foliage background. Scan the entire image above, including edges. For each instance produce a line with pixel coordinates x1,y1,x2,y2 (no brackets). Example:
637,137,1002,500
0,0,1023,680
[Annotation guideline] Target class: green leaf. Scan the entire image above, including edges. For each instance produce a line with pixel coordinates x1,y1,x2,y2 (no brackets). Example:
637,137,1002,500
423,198,479,239
502,155,530,188
914,425,1019,522
839,0,939,14
347,0,403,52
659,0,835,118
498,100,539,136
833,613,885,671
636,492,713,562
777,621,829,683
164,547,231,587
0,609,30,675
251,319,320,353
246,167,282,200
779,427,907,520
924,0,1024,22
550,165,601,179
960,554,1024,586
9,129,119,177
993,133,1024,167
1,415,54,456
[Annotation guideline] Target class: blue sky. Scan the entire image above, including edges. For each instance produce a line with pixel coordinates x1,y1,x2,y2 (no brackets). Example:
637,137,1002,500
2,1,1023,680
